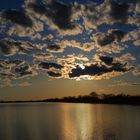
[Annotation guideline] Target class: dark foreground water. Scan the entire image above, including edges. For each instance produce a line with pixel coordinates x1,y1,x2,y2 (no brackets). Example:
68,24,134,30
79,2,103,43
0,103,140,140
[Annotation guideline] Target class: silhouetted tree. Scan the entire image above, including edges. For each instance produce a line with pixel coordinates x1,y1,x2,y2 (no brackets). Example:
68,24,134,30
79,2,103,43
89,92,98,98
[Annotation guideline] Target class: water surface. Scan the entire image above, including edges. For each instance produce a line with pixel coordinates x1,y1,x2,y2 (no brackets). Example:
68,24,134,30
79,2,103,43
0,103,140,140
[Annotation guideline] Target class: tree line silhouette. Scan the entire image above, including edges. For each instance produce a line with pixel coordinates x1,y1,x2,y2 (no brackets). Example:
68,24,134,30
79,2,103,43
44,92,140,106
0,92,140,105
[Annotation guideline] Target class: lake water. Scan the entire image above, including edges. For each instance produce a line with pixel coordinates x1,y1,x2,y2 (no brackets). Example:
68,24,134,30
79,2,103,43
0,103,140,140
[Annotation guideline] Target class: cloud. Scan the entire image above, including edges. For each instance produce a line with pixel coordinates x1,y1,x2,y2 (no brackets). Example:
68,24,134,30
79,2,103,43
0,38,19,56
2,9,33,27
0,72,14,78
0,59,37,80
96,53,134,70
91,33,126,54
0,59,25,81
0,38,44,56
23,0,83,36
1,0,138,38
39,62,63,70
48,44,60,51
6,19,44,39
110,30,126,41
99,55,113,65
97,29,126,46
82,0,138,30
133,39,140,46
66,53,135,80
136,2,140,14
110,80,140,87
33,53,55,61
27,0,74,30
0,80,32,88
0,0,140,86
46,0,74,30
14,64,37,78
47,44,64,52
132,67,140,76
122,29,140,42
17,82,32,87
28,3,47,15
0,78,12,88
117,53,136,62
110,80,131,87
69,61,131,79
38,53,137,80
58,39,96,52
47,71,61,78
38,61,63,79
110,0,129,23
82,1,110,30
0,59,25,71
89,29,129,54
0,60,11,70
1,7,44,38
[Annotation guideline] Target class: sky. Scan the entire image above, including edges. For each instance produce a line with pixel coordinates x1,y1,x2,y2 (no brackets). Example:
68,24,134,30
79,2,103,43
0,0,140,101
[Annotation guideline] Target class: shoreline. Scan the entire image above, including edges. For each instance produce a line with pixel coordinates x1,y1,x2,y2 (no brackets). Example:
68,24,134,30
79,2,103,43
0,100,140,106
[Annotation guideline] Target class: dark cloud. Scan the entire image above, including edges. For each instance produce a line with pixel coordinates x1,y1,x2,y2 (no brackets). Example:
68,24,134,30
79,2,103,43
69,64,109,78
15,65,29,73
99,56,113,65
47,71,61,77
29,0,74,30
0,59,24,70
110,0,129,23
0,38,42,56
14,65,33,77
47,1,75,29
39,62,63,69
0,59,36,79
48,44,61,51
97,34,115,46
111,62,131,72
28,3,47,15
97,29,126,46
0,39,20,56
2,9,33,27
111,30,126,41
69,61,131,78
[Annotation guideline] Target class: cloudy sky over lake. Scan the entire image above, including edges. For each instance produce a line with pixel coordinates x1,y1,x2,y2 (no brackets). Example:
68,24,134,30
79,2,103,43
0,0,140,101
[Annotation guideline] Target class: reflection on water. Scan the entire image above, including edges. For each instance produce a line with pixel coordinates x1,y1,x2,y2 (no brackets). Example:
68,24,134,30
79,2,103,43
0,103,140,140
